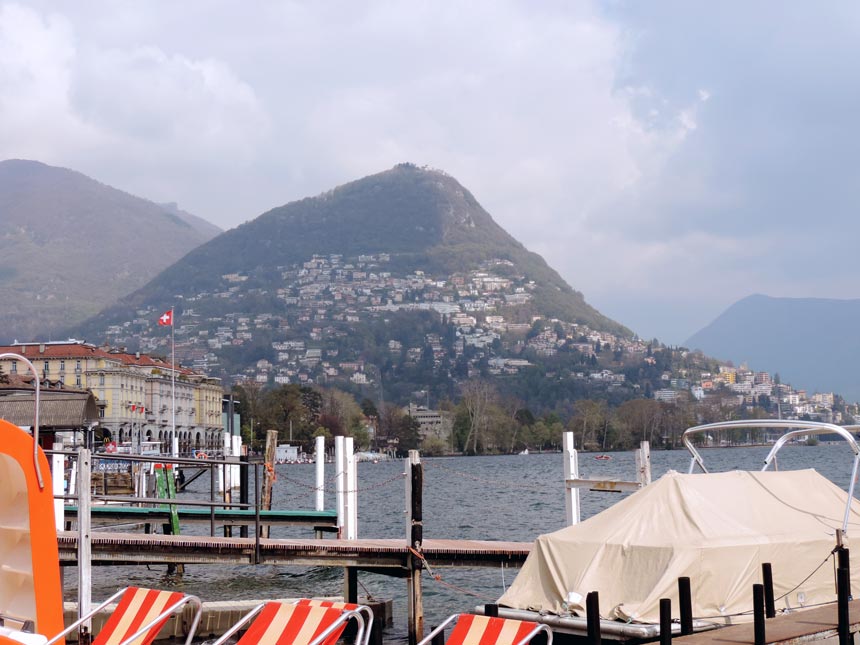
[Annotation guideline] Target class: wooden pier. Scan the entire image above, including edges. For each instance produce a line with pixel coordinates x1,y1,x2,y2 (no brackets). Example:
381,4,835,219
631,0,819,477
63,505,339,530
674,598,860,645
57,531,532,570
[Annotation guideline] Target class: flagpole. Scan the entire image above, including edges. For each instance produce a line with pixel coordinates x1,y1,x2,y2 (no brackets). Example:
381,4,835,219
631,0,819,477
171,307,177,458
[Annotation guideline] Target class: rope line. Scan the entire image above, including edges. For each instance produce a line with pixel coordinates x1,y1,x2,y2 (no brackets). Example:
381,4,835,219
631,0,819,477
408,547,499,602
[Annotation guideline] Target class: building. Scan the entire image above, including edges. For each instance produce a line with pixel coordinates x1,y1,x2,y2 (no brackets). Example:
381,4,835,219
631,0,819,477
0,341,224,455
405,403,452,444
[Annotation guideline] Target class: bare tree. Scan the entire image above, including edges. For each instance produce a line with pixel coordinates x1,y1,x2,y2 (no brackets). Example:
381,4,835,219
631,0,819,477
460,380,496,454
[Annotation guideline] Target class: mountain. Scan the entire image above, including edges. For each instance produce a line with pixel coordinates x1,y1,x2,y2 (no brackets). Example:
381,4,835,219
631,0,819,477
83,163,628,335
685,294,860,401
0,159,221,341
69,164,631,394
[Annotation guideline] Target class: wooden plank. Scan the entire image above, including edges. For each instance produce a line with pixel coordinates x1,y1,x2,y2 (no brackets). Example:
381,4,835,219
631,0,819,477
675,600,860,645
57,532,532,569
566,478,640,492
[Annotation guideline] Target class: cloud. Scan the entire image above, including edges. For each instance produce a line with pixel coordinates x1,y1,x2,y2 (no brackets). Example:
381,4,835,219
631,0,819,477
3,1,859,345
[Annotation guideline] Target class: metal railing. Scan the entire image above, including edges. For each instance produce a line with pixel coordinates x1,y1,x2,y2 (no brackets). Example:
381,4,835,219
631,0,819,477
682,419,860,534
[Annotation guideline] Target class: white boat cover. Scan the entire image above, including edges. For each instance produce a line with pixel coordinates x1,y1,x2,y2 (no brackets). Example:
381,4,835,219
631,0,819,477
498,469,860,624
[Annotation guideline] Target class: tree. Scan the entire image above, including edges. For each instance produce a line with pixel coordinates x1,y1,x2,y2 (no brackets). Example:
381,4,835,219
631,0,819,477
459,380,496,454
570,399,607,450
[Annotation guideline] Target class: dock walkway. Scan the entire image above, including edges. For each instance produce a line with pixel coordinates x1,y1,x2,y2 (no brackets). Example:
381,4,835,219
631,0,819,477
63,505,339,529
58,531,532,570
674,599,860,645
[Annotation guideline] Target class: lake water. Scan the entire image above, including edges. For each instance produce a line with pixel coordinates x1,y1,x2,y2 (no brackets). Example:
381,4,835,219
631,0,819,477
66,442,860,641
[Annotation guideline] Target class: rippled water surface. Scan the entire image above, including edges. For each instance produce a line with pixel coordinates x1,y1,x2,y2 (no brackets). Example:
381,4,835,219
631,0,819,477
65,442,860,641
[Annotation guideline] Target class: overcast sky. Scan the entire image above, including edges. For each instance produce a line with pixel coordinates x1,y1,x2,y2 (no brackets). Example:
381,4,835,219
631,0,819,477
2,1,858,344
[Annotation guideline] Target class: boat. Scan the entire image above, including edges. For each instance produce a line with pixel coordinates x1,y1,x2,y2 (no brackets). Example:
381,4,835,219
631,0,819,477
518,448,529,455
593,454,611,461
0,354,65,644
492,419,860,639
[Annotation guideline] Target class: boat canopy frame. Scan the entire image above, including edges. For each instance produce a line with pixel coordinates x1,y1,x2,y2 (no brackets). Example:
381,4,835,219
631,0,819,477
682,419,860,534
0,353,43,489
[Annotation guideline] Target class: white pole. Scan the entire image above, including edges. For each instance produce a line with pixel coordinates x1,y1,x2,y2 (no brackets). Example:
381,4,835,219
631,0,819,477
52,442,64,532
335,436,345,532
636,441,652,486
563,432,580,525
344,437,357,539
171,307,177,458
315,435,325,511
77,447,92,624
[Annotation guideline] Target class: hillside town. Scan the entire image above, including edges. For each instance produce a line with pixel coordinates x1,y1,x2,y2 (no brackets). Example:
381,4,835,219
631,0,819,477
85,251,856,437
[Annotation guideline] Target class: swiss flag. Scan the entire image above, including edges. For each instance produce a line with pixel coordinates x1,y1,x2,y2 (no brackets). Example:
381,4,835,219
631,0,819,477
158,309,173,326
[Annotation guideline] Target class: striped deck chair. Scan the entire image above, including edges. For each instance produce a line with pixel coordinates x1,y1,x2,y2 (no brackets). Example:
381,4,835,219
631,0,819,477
295,599,374,645
45,587,202,645
417,614,552,645
211,602,365,645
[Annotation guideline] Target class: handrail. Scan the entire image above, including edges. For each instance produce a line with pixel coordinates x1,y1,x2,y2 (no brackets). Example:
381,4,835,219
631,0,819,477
0,353,44,489
682,419,860,534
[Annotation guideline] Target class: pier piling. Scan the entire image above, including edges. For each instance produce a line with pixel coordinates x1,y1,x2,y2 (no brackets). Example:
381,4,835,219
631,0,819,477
586,591,601,645
753,583,765,645
406,450,424,645
660,598,672,645
762,563,775,619
678,577,693,636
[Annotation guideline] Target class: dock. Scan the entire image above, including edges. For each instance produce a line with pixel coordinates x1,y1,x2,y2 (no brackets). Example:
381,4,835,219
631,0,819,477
57,531,532,570
63,505,339,530
674,598,860,644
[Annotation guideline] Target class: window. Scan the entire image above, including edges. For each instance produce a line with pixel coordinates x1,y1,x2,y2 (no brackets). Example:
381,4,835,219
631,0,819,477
43,361,49,373
60,360,65,372
99,373,105,386
75,375,81,386
10,363,16,374
76,360,81,371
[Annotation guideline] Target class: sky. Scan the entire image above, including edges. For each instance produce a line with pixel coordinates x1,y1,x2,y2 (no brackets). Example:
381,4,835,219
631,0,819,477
2,1,859,344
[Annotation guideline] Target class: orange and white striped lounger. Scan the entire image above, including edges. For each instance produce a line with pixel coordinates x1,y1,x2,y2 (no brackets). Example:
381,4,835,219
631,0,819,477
212,602,365,645
45,587,202,645
417,614,552,645
295,598,374,645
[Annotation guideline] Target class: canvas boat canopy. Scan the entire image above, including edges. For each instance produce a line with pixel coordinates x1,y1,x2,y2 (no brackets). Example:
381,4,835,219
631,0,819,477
498,469,860,625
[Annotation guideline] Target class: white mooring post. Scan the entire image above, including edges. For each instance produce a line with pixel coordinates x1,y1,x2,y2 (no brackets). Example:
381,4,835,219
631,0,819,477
76,447,92,625
335,436,345,534
636,441,652,487
52,442,64,532
315,435,325,511
343,437,357,539
563,432,581,525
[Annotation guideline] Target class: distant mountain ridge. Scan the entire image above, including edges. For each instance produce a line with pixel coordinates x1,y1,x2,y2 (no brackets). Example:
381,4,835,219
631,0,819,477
0,159,220,342
84,163,629,337
685,294,860,400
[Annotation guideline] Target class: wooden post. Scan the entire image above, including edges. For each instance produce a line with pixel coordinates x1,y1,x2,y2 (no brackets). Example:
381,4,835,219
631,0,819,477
77,448,92,627
239,455,249,538
753,584,765,645
660,598,672,645
678,577,693,635
260,430,277,538
405,450,424,645
586,591,601,645
838,566,850,645
762,563,775,618
636,441,652,486
563,432,580,525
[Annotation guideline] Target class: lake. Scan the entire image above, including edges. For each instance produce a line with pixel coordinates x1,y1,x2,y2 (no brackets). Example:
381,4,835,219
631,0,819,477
66,442,860,642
